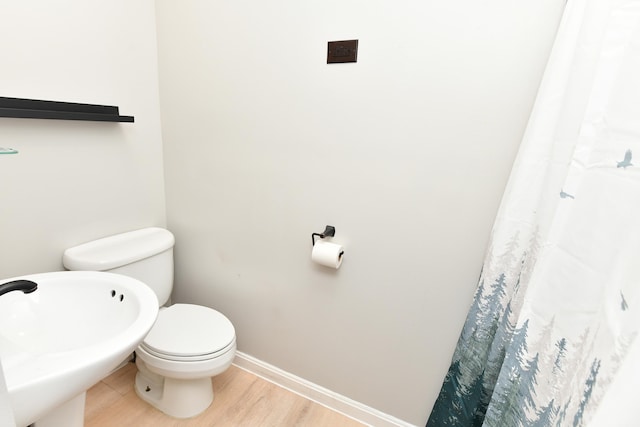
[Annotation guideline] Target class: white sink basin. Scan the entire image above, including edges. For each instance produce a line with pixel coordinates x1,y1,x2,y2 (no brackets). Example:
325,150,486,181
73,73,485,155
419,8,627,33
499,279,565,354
0,271,158,427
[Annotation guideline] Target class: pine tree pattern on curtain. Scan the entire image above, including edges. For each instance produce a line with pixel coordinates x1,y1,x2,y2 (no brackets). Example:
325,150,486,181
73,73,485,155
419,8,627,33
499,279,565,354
428,226,636,426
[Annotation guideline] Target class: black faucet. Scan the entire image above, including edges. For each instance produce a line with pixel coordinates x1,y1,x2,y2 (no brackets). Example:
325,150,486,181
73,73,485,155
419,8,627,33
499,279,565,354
0,279,38,297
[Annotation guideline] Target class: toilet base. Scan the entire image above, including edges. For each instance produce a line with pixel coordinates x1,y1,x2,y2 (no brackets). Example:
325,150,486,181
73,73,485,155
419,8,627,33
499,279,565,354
134,364,214,418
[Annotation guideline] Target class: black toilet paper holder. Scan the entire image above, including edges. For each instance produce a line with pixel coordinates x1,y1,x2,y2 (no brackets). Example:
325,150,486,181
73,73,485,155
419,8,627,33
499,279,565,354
311,225,335,246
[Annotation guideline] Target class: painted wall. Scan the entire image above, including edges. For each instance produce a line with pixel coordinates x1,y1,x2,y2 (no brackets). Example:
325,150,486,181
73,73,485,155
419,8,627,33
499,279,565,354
0,1,166,279
156,1,565,424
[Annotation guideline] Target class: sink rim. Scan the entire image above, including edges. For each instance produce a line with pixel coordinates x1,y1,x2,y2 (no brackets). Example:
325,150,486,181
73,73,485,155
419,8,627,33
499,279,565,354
0,271,157,359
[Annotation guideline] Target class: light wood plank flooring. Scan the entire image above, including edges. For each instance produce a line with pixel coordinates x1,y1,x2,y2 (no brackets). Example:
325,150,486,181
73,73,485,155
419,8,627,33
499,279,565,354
85,362,365,427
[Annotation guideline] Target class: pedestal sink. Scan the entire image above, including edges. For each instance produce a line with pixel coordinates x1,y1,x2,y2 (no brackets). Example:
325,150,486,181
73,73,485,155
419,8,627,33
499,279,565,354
0,271,158,427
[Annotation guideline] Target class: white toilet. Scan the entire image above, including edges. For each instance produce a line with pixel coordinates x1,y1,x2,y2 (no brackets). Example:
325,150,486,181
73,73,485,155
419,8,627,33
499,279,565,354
62,227,236,419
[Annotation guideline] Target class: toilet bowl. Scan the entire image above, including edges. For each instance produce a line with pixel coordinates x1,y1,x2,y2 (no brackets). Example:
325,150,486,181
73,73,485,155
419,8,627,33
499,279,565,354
134,304,236,417
63,227,237,419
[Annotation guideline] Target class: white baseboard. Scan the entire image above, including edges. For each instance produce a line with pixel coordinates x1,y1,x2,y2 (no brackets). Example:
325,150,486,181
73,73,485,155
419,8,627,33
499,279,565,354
232,351,416,427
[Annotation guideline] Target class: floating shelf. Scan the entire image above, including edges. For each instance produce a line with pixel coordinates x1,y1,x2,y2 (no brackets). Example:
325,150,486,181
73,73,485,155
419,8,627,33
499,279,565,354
0,96,134,123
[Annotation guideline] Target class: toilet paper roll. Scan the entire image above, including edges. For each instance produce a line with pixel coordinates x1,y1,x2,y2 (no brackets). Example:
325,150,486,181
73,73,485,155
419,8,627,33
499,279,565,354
311,240,344,269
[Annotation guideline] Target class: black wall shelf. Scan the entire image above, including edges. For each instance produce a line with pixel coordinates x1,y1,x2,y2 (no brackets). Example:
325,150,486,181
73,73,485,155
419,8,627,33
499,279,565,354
0,97,134,123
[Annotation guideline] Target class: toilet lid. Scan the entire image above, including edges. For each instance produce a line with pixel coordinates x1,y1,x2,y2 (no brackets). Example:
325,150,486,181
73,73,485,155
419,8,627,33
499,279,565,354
142,304,235,358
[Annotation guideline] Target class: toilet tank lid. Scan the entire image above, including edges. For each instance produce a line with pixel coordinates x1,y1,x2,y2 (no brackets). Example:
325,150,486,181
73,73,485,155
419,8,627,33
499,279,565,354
63,227,175,271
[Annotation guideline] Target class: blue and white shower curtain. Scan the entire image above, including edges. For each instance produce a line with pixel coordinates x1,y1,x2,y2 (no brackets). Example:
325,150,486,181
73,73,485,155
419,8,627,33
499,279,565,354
427,1,640,426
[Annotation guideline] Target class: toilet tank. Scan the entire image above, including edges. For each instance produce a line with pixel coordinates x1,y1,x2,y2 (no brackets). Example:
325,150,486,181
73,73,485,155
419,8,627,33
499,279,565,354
63,227,175,306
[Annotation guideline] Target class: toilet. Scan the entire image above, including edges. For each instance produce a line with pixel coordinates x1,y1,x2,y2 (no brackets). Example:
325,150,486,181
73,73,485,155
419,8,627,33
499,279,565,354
62,227,236,419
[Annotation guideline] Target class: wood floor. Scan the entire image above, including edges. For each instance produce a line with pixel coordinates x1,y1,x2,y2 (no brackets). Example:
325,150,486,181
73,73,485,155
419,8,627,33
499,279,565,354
84,362,365,427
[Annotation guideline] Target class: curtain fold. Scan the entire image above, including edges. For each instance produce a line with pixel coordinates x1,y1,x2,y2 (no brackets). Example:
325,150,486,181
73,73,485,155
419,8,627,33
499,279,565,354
427,1,640,425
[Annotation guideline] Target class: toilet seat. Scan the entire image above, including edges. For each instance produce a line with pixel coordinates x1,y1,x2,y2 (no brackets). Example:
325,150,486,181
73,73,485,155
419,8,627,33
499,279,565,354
141,303,235,361
141,340,236,362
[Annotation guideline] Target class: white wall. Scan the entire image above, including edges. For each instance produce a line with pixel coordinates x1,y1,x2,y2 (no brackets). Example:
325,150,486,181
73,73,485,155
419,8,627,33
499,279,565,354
0,1,166,278
156,1,564,424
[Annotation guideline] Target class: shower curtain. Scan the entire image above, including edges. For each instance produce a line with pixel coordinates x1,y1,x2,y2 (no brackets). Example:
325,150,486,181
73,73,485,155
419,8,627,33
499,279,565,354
427,1,640,426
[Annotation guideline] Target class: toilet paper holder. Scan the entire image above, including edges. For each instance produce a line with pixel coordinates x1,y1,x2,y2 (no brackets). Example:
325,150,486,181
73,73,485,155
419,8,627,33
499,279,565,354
311,225,336,246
